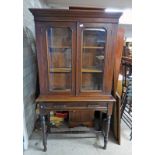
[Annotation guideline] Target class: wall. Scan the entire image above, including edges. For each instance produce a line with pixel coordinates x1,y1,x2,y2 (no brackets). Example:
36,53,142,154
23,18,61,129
47,0,132,9
119,24,132,40
23,0,48,34
23,0,48,142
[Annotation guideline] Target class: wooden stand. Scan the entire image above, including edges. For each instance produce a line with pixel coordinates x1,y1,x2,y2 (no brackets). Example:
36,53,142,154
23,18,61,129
38,96,114,151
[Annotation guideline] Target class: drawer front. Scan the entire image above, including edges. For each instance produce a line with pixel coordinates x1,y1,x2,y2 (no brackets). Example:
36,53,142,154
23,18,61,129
40,102,108,109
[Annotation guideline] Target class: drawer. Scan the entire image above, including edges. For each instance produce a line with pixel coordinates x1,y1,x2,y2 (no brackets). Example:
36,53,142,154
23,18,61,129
40,102,108,109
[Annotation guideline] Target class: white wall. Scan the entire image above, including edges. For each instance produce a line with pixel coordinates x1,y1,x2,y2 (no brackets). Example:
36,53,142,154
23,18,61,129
119,24,132,39
47,0,131,9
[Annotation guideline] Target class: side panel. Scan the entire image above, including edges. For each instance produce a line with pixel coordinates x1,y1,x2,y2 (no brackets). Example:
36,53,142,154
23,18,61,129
35,22,47,94
111,27,124,144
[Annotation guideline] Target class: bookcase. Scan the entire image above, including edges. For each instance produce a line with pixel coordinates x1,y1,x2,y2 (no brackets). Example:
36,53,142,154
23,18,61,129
30,7,122,151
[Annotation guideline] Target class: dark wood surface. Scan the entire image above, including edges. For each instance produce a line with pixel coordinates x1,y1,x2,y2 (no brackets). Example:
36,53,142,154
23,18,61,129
35,22,76,95
112,28,124,144
30,8,122,151
103,115,111,149
29,8,122,21
36,95,115,102
113,28,124,96
40,115,47,152
69,110,94,127
76,23,114,96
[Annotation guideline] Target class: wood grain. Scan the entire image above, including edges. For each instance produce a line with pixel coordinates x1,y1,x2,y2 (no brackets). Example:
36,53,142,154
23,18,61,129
36,95,115,102
30,8,122,148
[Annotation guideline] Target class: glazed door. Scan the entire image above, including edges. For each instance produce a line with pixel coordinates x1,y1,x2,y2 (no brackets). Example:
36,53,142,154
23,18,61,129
39,22,76,95
77,23,113,96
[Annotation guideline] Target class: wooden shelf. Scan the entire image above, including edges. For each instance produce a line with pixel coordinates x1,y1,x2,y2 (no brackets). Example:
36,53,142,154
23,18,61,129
50,68,71,73
83,46,104,49
49,46,71,49
82,68,102,73
81,90,102,92
50,89,71,92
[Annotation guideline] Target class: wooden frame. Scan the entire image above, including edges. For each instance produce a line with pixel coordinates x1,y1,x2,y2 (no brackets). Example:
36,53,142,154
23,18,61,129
36,22,76,95
30,8,122,152
77,22,114,96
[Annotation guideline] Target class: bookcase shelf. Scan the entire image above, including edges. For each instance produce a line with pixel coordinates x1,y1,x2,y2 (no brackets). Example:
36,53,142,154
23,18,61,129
83,46,104,49
50,68,71,73
82,68,102,73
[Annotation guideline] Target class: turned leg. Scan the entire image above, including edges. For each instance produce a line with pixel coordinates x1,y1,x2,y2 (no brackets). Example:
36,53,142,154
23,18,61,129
103,115,111,149
99,112,102,130
41,115,47,152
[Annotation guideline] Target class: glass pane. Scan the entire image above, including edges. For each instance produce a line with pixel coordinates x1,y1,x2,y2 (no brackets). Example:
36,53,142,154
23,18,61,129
81,28,107,91
49,48,71,68
82,73,103,91
47,27,72,92
49,73,71,92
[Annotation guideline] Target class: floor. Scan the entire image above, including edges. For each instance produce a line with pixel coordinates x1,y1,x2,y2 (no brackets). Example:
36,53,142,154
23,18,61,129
24,121,132,155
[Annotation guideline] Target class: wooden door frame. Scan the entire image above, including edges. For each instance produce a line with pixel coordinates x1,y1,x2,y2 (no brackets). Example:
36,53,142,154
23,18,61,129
76,22,114,96
36,21,77,96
